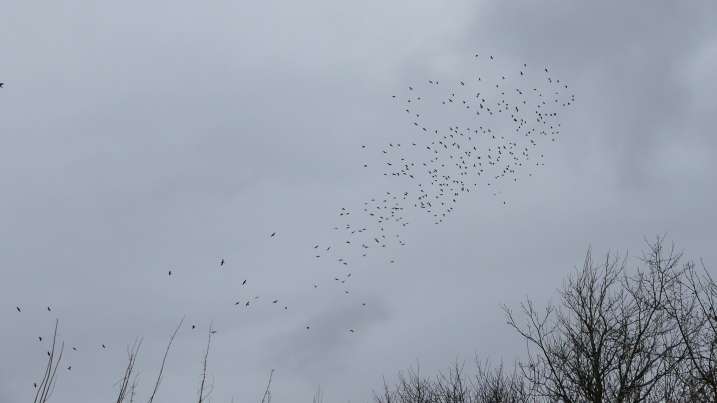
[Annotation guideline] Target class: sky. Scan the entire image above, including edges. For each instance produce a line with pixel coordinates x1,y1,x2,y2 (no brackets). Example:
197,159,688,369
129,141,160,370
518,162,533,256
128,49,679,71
1,1,717,402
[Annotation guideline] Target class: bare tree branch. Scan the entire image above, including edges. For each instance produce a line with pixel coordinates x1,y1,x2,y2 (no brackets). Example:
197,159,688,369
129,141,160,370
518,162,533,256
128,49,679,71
147,317,184,403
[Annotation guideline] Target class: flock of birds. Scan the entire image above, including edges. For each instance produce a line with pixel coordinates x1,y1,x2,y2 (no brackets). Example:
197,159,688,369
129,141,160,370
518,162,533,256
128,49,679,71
9,54,575,390
302,54,573,309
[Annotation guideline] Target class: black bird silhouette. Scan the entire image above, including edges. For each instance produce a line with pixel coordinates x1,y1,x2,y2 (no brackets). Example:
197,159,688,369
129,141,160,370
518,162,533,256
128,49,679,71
221,259,225,266
67,366,71,370
73,347,76,350
168,271,171,275
102,344,105,348
39,337,42,341
47,351,50,356
34,383,37,388
271,233,275,237
211,331,217,334
47,307,51,311
246,301,249,306
17,307,20,312
273,300,278,303
0,83,3,88
242,279,246,285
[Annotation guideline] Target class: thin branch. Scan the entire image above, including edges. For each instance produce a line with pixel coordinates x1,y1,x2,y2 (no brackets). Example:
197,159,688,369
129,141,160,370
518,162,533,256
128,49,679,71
198,321,214,403
260,369,274,403
147,317,184,403
34,319,63,403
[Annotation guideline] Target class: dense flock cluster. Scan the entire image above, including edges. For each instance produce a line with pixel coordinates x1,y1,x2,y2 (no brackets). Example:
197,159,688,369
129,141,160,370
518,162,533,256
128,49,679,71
8,55,575,389
308,54,574,310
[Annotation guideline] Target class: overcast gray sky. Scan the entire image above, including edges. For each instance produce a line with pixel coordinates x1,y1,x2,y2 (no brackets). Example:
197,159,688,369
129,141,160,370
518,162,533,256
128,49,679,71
2,1,717,402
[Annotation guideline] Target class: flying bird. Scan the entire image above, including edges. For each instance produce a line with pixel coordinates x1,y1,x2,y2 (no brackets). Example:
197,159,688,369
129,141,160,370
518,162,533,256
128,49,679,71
221,259,225,266
271,233,275,237
16,307,20,312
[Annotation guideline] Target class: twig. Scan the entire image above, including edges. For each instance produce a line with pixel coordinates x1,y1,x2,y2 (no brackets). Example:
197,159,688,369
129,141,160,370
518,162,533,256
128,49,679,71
260,369,274,403
198,321,214,403
147,317,184,403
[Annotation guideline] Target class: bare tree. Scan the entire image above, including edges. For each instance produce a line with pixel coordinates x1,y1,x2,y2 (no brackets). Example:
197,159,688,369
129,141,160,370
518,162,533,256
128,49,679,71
33,319,64,403
372,358,531,403
313,384,323,403
472,359,534,403
114,338,142,403
503,238,686,403
661,246,717,402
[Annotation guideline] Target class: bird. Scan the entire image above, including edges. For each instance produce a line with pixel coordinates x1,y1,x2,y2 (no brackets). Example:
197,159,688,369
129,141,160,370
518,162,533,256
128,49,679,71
221,259,225,266
211,331,217,334
273,300,278,303
168,271,171,275
246,301,249,306
73,347,76,350
350,330,354,332
16,307,20,312
102,344,105,348
271,232,276,237
34,383,37,388
67,366,71,370
39,337,42,341
0,83,3,88
242,279,246,285
192,325,196,329
307,327,310,329
47,351,50,356
47,307,51,311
